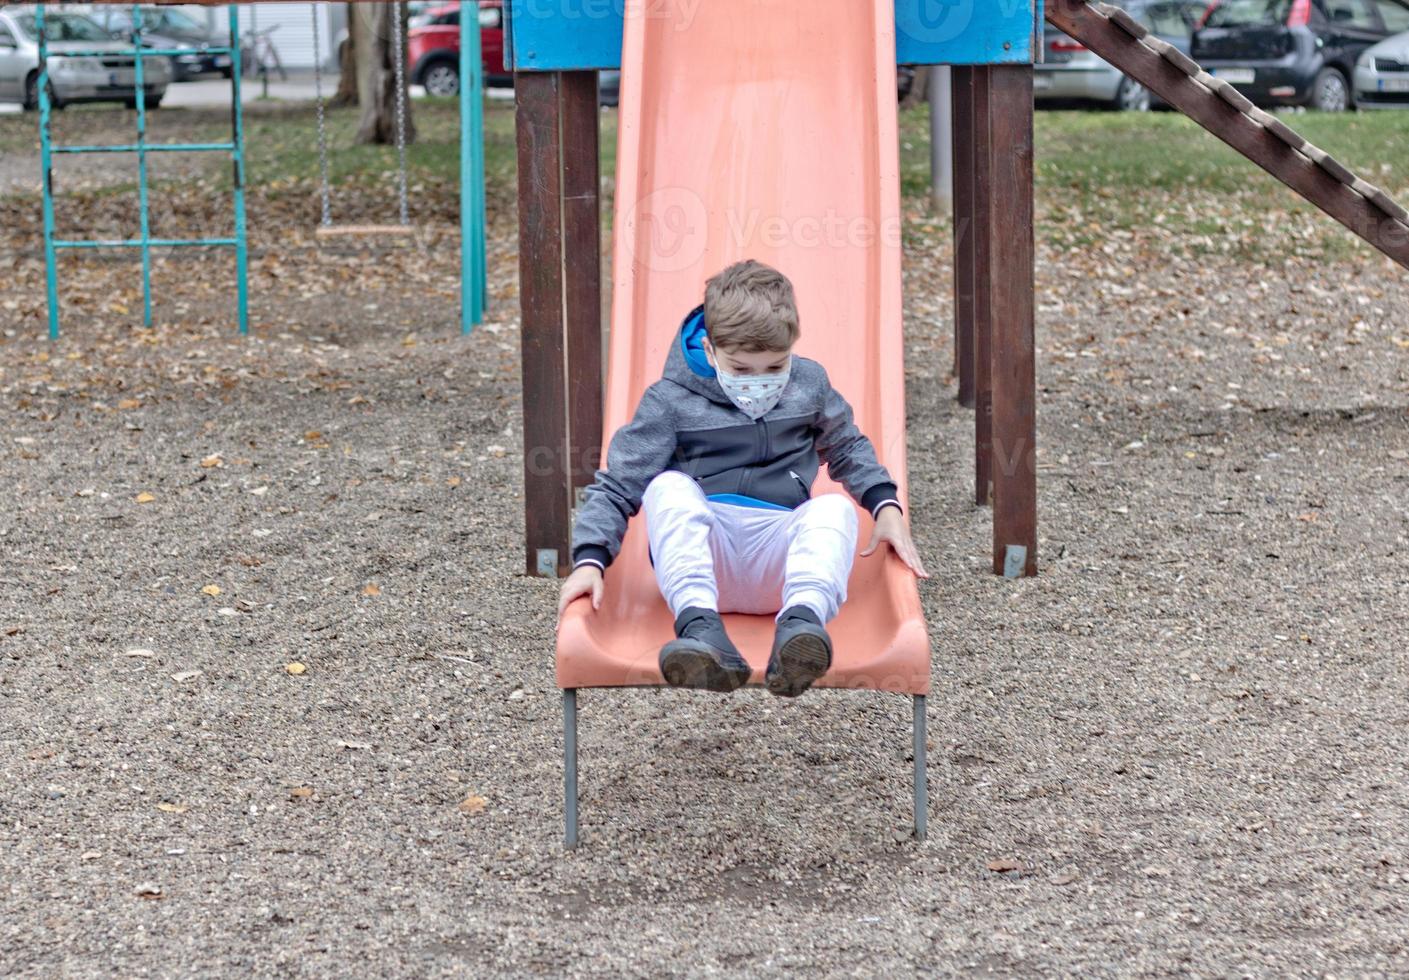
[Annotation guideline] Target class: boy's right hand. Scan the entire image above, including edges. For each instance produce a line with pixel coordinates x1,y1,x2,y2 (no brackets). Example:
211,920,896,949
556,564,604,626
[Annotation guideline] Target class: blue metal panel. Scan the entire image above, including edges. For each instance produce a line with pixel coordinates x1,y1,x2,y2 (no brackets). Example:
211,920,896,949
507,0,1040,71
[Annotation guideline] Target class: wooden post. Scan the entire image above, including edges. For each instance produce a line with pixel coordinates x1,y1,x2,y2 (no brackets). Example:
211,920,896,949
984,65,1037,577
971,66,994,509
560,71,603,498
515,72,572,578
950,66,975,410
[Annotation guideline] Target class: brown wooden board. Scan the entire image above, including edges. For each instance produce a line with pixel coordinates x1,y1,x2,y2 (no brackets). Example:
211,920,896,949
559,71,604,495
984,66,1038,577
515,72,572,578
970,66,995,509
950,66,976,411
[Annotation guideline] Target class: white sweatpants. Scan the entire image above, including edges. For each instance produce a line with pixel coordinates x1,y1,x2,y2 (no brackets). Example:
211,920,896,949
642,470,859,624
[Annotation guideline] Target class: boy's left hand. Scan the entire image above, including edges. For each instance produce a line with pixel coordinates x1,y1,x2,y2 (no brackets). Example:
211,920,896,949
861,506,929,578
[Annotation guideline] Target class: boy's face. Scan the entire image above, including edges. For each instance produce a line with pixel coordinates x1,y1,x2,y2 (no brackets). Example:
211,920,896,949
703,338,792,377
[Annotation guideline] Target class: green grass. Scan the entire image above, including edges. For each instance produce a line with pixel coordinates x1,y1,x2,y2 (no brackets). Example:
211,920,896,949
8,95,1405,261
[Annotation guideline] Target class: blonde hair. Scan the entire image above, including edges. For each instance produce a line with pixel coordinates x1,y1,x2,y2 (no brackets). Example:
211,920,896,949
703,260,799,352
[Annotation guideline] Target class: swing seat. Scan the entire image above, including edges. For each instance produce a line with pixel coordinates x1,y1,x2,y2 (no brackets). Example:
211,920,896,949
315,224,416,239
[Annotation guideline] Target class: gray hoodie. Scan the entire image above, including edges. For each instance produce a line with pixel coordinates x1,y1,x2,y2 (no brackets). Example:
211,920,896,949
571,305,900,570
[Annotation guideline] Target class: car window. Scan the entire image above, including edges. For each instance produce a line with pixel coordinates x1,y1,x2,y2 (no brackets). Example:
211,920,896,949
0,25,14,46
156,10,205,33
1203,0,1293,26
13,13,115,42
1143,2,1195,34
432,10,460,26
1323,0,1382,28
480,6,502,28
1374,0,1409,29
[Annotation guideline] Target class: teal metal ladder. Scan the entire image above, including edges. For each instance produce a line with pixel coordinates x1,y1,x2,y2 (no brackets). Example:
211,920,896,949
37,4,249,338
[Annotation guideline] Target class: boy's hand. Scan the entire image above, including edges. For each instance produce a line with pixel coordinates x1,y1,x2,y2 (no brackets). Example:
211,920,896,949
556,564,604,625
861,506,929,578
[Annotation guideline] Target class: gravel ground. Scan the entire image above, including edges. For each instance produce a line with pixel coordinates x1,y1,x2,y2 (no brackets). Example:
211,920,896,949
2,113,1409,976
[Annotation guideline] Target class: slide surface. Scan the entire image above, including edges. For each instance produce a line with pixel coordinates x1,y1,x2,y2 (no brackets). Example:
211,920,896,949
556,0,930,694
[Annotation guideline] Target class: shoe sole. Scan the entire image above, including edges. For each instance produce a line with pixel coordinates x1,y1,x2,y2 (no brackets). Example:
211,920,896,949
660,643,751,693
766,632,831,698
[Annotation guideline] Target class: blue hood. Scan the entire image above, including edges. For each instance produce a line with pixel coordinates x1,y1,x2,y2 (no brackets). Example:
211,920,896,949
677,304,716,379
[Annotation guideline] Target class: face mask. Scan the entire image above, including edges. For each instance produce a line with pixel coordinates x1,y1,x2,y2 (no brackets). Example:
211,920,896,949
708,350,791,419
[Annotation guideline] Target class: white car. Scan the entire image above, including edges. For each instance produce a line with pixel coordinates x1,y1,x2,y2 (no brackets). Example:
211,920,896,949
0,6,172,111
1355,29,1409,108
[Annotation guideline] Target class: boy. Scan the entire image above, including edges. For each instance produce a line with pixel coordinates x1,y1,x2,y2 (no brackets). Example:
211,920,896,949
557,260,926,696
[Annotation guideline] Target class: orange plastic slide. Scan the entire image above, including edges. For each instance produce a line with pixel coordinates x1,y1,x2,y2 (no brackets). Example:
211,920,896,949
555,0,930,695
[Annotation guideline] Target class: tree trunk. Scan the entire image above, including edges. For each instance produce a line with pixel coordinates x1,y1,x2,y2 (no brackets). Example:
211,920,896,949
353,2,415,146
331,4,357,108
900,66,931,110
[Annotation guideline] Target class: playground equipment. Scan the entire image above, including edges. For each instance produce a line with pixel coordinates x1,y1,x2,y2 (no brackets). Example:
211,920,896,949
310,2,413,240
512,0,1408,847
36,3,250,337
37,0,489,337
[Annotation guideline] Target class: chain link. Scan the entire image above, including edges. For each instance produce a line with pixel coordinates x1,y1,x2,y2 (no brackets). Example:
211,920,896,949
390,1,410,227
311,2,331,228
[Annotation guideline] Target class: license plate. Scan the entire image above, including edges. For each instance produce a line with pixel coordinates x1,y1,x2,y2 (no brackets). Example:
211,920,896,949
1381,77,1409,92
1211,68,1254,84
1033,74,1054,90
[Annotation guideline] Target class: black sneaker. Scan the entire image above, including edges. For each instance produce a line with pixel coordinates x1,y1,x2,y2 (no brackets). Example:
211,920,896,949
659,607,753,692
765,605,832,698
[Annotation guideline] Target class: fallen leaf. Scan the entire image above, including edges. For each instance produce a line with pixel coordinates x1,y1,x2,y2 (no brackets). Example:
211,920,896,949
80,851,101,861
289,786,314,799
304,430,322,441
117,398,142,410
446,476,462,488
1052,871,1079,886
135,492,156,504
155,802,187,813
134,883,163,900
987,858,1022,873
122,648,155,658
199,454,223,468
362,583,381,596
458,794,488,815
250,486,269,496
336,739,371,751
200,584,222,597
285,662,307,676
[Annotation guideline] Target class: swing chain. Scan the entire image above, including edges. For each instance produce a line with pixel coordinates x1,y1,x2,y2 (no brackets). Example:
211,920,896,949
311,2,331,228
390,1,410,227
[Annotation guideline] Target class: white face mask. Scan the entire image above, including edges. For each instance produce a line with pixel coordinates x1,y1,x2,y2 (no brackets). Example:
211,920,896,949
708,349,791,419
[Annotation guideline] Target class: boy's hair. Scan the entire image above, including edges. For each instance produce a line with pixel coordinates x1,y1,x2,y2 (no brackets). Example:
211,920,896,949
703,260,799,353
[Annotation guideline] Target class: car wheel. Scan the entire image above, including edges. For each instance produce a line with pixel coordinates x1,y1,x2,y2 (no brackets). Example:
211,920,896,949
422,61,459,97
1114,76,1152,112
23,72,62,112
1310,67,1350,112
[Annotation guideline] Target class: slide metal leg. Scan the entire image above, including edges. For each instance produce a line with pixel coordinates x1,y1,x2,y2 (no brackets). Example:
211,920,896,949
913,694,927,841
564,689,578,849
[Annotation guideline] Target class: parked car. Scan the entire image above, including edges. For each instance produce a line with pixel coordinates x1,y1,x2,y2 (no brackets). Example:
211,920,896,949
90,6,231,81
407,1,509,97
0,6,171,110
1353,27,1409,105
1192,0,1409,111
1038,0,1209,109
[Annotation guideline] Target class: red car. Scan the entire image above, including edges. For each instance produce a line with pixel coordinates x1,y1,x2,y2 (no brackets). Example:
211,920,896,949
410,1,508,97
